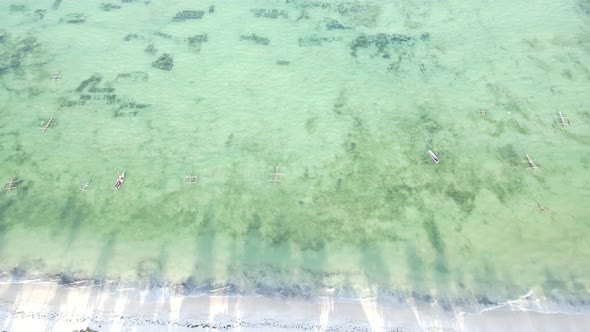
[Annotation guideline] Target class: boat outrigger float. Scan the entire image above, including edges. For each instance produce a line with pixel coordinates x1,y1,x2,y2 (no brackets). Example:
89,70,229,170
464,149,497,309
428,150,440,163
114,169,126,190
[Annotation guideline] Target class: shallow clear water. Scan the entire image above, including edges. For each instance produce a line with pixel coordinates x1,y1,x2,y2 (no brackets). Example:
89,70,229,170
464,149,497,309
1,0,590,307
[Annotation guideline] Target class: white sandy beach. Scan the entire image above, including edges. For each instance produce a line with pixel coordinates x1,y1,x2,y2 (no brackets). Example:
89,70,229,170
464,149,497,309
1,282,589,332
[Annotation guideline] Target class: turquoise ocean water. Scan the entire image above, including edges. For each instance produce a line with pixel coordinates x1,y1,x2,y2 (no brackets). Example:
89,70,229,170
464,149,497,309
1,0,590,310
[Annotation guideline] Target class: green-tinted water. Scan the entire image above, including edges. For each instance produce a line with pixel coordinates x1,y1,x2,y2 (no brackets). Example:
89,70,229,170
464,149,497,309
1,0,590,304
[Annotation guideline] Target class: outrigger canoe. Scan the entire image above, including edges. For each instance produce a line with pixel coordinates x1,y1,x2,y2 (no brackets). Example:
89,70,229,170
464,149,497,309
114,169,126,190
428,150,440,163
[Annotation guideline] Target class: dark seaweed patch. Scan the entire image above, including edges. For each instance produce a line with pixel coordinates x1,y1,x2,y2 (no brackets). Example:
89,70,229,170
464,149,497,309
325,18,349,30
115,71,150,83
300,236,325,251
497,144,520,167
0,36,40,75
9,266,26,280
445,183,476,214
0,200,15,229
382,184,413,215
269,215,293,246
55,272,77,285
34,9,46,19
507,119,529,134
405,244,424,284
52,0,62,10
59,13,86,24
137,259,163,288
240,34,270,46
100,3,121,11
172,10,204,21
154,31,172,39
304,117,317,134
487,174,524,204
286,0,331,9
335,2,369,15
145,44,157,54
188,34,208,52
123,33,140,41
225,133,234,148
59,98,78,107
350,33,413,57
152,53,173,70
251,8,289,19
579,0,590,14
543,269,570,301
298,35,342,47
189,34,208,44
119,102,150,109
75,74,103,92
88,87,115,93
9,5,27,12
112,100,149,117
423,216,445,255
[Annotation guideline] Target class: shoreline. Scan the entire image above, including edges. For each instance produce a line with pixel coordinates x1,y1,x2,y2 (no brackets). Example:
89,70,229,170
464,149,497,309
1,281,589,331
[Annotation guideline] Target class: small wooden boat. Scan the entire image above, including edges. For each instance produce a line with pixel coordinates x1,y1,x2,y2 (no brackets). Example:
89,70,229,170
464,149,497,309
4,176,18,192
268,166,283,184
525,154,539,171
40,116,53,132
185,170,198,184
557,112,570,126
114,169,126,190
428,150,440,163
80,179,91,192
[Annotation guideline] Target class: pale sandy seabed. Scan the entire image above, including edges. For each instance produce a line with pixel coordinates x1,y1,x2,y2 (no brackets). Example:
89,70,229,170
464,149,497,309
1,0,590,331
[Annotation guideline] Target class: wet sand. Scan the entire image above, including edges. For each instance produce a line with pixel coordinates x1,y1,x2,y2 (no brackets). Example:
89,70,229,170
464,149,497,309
1,282,589,332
